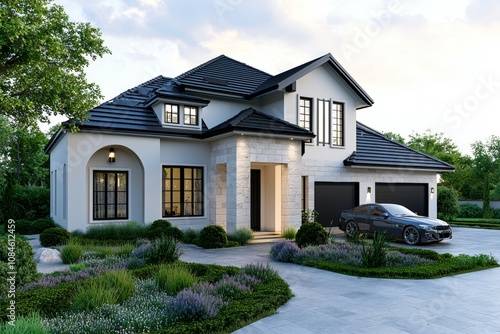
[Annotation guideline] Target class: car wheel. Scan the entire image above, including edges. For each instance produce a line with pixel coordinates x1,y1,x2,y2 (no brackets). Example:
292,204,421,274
403,226,420,245
345,221,359,237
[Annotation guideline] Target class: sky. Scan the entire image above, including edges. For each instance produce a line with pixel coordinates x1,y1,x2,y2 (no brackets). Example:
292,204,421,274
50,0,500,156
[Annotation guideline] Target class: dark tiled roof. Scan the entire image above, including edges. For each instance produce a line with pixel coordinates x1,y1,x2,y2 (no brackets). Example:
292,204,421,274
63,76,204,138
344,123,455,171
204,108,315,139
176,55,271,97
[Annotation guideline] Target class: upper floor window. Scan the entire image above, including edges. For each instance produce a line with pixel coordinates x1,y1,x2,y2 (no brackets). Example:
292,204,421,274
317,99,330,146
164,104,179,124
299,98,312,132
184,106,198,125
331,102,344,146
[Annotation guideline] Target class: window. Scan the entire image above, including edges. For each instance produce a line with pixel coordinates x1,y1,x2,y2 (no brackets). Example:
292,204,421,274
184,106,198,125
299,98,312,131
164,104,179,124
93,171,128,220
317,99,330,146
331,102,344,146
163,166,203,217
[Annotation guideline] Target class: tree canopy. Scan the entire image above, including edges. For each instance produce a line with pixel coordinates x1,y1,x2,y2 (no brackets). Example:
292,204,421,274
0,0,110,128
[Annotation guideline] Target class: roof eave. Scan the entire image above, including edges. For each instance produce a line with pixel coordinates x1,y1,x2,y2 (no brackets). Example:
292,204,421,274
343,162,455,173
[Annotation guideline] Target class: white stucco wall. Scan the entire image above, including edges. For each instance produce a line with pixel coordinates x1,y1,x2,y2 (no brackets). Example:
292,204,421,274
55,132,161,231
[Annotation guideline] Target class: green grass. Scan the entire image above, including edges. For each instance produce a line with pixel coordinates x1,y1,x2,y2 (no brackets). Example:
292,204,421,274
450,218,500,229
297,245,499,279
0,313,49,334
154,263,197,295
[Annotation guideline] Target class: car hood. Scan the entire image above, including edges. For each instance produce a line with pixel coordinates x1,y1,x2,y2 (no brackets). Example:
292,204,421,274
396,216,449,226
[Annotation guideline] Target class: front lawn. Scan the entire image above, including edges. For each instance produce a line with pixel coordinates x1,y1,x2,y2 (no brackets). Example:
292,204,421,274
0,236,291,333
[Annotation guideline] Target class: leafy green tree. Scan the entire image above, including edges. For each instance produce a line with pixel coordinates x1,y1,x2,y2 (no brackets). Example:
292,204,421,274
437,186,459,221
0,0,110,128
471,136,500,218
0,117,49,186
383,132,406,145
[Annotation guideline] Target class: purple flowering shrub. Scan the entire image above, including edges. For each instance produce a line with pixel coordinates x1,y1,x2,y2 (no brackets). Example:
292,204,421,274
269,241,300,262
169,289,228,324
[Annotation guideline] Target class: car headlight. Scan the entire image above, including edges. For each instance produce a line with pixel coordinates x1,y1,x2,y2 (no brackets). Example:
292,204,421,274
418,224,436,231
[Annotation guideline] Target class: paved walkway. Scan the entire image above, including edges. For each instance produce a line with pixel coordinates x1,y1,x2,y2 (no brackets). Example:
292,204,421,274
179,227,500,334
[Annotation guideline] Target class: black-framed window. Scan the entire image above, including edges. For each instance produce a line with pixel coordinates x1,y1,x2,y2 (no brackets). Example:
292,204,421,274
317,99,330,146
331,102,344,146
163,166,203,217
164,104,179,124
299,97,312,131
183,106,198,125
93,171,128,220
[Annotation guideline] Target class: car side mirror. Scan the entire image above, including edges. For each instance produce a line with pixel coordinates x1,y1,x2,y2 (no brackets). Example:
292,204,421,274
382,212,389,218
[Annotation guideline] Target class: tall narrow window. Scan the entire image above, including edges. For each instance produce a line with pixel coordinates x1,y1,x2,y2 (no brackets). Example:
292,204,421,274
299,98,312,131
163,166,203,217
184,106,198,125
93,171,128,220
164,104,179,124
331,102,344,146
317,99,330,146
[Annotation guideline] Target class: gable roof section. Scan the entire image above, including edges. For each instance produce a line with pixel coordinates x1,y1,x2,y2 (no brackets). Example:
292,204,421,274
176,55,272,97
204,108,315,140
250,53,374,108
344,123,455,172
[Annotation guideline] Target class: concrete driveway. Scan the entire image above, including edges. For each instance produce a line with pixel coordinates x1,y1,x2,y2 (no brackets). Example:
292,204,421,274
179,227,500,333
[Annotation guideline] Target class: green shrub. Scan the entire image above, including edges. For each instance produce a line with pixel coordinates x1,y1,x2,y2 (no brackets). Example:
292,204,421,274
31,217,56,234
150,219,172,230
458,203,483,218
11,219,33,234
72,270,135,312
39,227,70,247
183,227,199,243
149,225,184,241
154,264,197,295
437,186,459,220
5,185,50,221
0,313,49,334
361,232,387,268
0,237,40,295
147,236,183,265
198,225,228,249
61,243,84,264
227,240,240,247
0,282,77,320
84,221,148,242
227,227,254,245
281,226,297,240
295,222,327,248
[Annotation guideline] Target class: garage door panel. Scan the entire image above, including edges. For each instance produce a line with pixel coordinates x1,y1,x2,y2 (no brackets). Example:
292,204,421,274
314,182,359,227
376,183,428,216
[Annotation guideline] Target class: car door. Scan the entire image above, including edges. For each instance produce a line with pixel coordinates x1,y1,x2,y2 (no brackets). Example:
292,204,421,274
369,205,398,237
351,205,371,232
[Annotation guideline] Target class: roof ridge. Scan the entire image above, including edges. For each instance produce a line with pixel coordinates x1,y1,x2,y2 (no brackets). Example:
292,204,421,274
229,107,255,126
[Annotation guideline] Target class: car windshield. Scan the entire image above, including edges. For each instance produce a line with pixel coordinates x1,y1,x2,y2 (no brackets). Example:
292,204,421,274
383,204,418,217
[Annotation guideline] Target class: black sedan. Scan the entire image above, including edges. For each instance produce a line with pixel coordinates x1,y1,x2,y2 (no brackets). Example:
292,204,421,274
339,203,452,245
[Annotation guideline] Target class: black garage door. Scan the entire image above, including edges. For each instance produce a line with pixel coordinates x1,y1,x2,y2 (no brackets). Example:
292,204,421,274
375,183,428,216
314,182,359,227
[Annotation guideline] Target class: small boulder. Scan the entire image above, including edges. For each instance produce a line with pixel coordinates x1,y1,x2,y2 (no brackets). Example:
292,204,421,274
34,248,62,263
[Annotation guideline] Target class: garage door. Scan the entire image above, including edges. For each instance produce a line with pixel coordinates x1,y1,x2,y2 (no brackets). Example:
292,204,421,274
314,182,359,227
375,183,428,216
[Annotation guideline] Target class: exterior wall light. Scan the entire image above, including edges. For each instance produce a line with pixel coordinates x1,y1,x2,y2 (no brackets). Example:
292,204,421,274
431,187,435,194
367,187,371,194
108,148,116,163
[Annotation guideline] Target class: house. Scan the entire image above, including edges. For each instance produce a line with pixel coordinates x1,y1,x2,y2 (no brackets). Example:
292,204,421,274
45,53,454,232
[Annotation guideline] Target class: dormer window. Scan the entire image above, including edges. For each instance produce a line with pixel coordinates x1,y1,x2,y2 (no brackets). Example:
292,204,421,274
163,103,199,127
164,104,179,124
184,106,198,125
